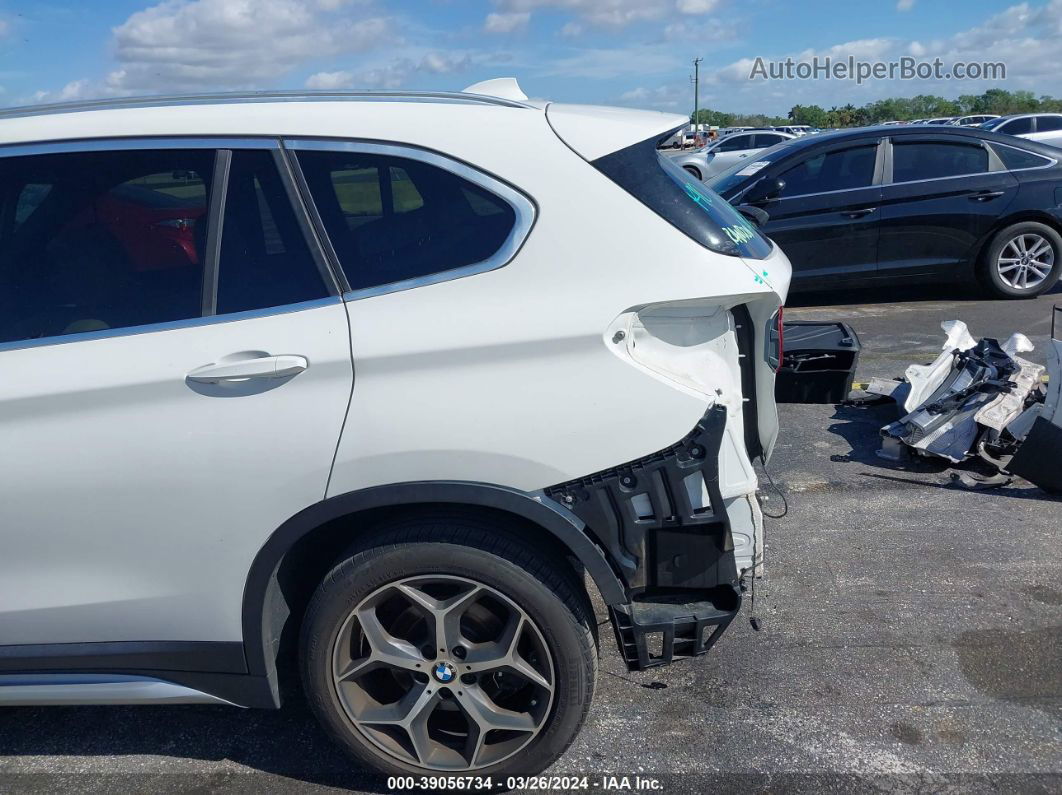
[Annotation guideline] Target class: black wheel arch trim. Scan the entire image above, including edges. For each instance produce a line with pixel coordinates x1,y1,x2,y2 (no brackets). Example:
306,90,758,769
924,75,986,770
240,481,629,687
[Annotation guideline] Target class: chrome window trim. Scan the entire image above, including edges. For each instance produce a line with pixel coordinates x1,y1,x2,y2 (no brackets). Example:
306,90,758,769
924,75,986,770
285,138,537,302
0,296,342,356
0,137,279,158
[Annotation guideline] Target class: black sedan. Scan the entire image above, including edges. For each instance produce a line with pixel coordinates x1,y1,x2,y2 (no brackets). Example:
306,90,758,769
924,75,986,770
706,125,1062,298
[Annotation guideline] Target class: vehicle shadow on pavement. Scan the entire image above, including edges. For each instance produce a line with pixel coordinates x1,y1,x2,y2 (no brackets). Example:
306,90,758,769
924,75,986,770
824,402,1060,501
0,697,391,792
823,401,945,472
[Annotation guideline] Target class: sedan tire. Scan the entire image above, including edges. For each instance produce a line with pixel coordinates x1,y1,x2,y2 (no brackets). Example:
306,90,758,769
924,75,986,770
682,165,702,181
300,515,598,780
980,221,1062,299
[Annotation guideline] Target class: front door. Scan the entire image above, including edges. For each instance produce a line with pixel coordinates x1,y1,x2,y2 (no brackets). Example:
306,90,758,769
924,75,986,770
0,141,353,648
758,141,882,287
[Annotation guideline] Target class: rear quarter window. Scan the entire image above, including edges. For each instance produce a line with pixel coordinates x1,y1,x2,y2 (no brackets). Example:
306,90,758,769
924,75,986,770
593,137,772,260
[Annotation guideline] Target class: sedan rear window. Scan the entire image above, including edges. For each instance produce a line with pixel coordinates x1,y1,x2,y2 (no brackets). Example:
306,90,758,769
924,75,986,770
593,136,772,259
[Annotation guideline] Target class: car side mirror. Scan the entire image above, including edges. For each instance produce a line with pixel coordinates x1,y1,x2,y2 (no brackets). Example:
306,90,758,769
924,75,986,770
745,177,785,204
737,205,770,228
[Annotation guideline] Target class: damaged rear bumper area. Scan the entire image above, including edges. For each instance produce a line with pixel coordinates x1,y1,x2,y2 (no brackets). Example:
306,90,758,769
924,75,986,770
544,404,742,671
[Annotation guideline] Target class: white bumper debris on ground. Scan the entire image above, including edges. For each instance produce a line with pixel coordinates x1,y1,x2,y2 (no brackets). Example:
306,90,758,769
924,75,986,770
871,309,1062,493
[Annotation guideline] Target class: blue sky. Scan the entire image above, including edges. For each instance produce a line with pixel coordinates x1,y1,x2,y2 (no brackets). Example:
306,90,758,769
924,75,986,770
0,0,1058,114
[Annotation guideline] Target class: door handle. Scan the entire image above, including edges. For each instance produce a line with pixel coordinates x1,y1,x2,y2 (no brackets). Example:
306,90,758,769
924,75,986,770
969,190,1005,201
187,354,308,383
841,207,876,218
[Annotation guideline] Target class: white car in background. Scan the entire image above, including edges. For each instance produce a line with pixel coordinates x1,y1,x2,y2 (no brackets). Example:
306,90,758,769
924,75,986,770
980,113,1062,149
670,128,796,180
949,114,999,127
0,79,790,779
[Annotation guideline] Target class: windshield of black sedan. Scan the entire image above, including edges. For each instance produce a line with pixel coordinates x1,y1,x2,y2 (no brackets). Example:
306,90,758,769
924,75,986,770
705,139,796,196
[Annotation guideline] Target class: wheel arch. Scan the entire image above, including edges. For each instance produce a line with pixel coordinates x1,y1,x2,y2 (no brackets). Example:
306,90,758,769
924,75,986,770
974,210,1062,270
240,481,626,704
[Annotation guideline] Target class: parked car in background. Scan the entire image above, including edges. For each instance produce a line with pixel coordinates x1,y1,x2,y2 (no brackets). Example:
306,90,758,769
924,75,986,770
0,85,791,780
773,125,812,136
980,113,1062,149
670,129,796,180
950,114,999,127
707,124,1062,298
925,117,958,125
718,126,754,137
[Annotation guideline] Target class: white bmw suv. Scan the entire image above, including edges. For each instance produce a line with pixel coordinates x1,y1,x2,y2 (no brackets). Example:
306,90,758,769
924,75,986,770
0,79,790,779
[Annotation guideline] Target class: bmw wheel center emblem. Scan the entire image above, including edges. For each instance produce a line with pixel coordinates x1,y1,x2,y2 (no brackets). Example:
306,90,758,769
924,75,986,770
433,661,457,683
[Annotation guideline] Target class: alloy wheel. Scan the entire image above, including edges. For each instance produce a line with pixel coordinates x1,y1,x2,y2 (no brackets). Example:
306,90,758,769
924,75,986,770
331,575,555,771
996,233,1055,290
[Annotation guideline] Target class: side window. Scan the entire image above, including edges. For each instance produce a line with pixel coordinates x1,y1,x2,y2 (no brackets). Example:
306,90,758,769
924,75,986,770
215,150,329,314
1000,117,1033,135
1036,116,1062,132
892,141,988,183
993,145,1053,171
778,145,877,197
752,134,783,148
296,149,519,292
0,149,213,345
717,135,752,152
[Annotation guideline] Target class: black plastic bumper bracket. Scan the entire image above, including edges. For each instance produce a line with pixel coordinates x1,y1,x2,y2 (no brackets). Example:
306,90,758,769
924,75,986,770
609,589,741,671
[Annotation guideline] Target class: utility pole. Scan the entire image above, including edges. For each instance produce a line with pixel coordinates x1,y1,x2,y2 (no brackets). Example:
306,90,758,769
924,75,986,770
691,58,703,143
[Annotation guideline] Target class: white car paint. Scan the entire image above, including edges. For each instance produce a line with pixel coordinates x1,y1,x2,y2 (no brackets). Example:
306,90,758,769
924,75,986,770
0,91,789,659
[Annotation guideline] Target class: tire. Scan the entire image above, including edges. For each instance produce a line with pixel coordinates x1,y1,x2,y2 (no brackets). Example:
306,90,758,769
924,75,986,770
300,515,597,780
979,221,1062,299
683,165,702,181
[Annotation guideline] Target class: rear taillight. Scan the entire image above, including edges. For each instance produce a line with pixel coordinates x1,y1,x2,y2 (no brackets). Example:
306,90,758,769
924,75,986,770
767,308,784,372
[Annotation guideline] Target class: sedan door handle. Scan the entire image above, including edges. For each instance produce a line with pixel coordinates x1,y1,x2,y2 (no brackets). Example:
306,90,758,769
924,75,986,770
841,207,876,218
187,354,308,383
969,190,1005,201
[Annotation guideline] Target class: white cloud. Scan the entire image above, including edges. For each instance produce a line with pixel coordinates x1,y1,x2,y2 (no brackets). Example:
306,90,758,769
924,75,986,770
485,11,530,33
31,79,98,104
541,45,681,78
688,0,1062,111
896,0,915,10
676,0,719,13
663,18,734,42
107,0,393,92
305,70,354,89
618,83,686,109
491,0,716,32
307,52,473,91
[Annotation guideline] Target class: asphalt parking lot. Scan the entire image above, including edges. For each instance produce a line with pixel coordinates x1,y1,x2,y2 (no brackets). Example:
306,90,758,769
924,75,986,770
1,284,1059,794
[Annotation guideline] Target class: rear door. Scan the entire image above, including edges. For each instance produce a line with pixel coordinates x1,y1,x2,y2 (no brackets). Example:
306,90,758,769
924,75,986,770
876,136,1018,280
755,139,883,285
0,140,353,649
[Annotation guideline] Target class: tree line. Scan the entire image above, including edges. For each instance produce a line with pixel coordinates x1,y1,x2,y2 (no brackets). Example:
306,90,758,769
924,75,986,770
691,89,1062,129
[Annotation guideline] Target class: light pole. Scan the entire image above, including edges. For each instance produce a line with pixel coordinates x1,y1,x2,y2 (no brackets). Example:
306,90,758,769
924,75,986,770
692,57,703,141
